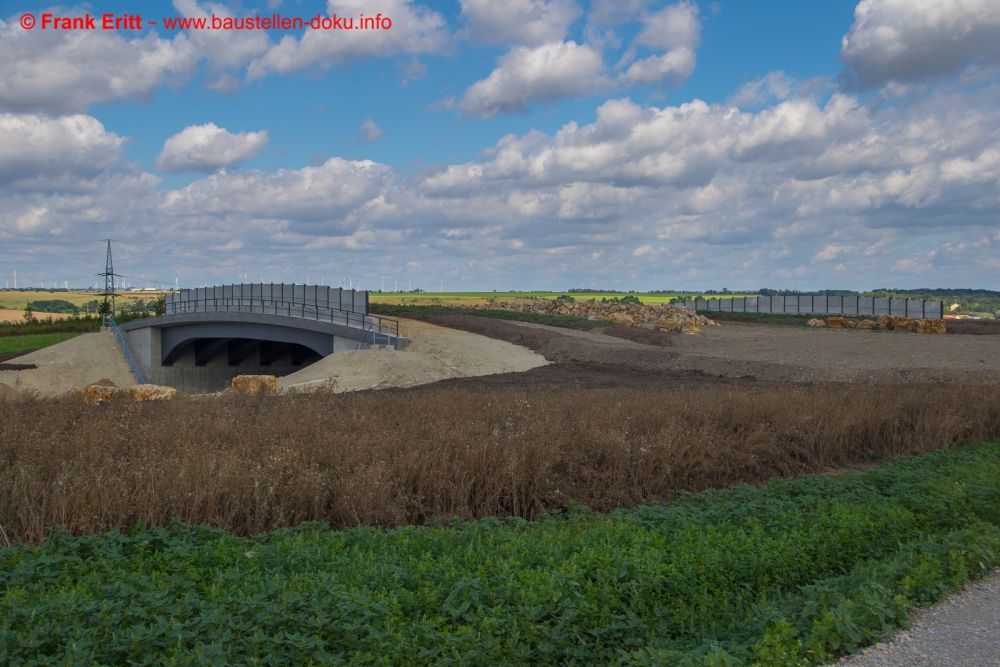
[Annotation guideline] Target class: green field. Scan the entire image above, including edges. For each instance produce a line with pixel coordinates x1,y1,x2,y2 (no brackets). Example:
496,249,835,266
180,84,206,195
371,303,612,329
2,443,998,665
0,332,82,356
369,291,752,306
0,289,165,312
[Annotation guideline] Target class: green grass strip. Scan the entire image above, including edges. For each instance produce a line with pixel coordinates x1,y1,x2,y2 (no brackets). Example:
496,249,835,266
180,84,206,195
0,332,82,356
372,303,611,329
2,444,1000,665
0,317,102,339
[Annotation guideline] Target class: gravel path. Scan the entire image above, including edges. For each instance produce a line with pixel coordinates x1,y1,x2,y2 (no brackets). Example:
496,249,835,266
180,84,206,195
833,570,1000,666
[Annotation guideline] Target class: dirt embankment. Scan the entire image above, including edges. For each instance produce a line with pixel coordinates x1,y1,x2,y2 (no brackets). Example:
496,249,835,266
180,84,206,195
944,320,1000,335
0,333,136,398
277,318,548,393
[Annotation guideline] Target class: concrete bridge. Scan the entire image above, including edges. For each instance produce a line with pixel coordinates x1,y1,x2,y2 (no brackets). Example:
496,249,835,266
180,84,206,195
119,284,408,392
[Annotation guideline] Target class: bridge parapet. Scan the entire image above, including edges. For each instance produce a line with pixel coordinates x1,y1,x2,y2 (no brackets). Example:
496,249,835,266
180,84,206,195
166,283,397,340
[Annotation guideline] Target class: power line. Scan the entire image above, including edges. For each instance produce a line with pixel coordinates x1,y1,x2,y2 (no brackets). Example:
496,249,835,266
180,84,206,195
97,240,120,311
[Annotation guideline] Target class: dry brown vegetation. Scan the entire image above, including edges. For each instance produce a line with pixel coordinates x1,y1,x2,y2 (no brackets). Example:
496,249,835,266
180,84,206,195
2,384,1000,545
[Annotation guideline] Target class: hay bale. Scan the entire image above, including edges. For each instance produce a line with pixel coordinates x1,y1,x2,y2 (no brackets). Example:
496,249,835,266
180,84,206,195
826,317,844,328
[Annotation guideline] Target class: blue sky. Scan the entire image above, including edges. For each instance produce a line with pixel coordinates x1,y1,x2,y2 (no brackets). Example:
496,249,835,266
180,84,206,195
2,0,1000,291
36,0,861,175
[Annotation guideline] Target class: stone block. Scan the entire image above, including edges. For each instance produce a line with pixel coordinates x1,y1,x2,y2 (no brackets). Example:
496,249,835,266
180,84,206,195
74,380,122,405
129,384,179,402
231,375,277,396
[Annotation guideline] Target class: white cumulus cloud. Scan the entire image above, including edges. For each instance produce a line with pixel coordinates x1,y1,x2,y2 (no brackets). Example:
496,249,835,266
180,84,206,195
619,1,701,87
730,71,797,106
246,0,450,79
155,123,269,173
171,0,273,77
455,41,606,117
358,118,384,142
160,157,393,225
635,1,701,50
459,0,581,46
0,10,197,113
0,113,126,189
840,0,1000,90
623,48,696,85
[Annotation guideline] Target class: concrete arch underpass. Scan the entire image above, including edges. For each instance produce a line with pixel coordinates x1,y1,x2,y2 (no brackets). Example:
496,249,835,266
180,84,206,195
159,322,333,367
119,295,409,392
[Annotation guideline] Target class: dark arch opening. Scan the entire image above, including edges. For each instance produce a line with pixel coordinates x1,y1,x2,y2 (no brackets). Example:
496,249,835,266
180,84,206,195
160,322,333,367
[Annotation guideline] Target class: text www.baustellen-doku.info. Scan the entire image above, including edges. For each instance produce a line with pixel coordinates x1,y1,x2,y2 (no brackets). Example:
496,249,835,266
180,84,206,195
18,11,392,32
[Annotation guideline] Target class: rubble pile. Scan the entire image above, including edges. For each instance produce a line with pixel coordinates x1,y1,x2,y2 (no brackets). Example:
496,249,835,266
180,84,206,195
823,315,947,333
471,298,718,335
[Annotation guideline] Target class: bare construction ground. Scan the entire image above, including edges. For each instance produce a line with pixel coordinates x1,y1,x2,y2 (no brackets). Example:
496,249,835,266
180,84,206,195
277,318,548,393
1,315,996,397
392,314,1000,391
0,332,135,397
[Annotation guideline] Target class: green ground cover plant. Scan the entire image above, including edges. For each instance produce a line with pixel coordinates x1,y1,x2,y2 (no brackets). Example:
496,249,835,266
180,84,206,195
25,299,80,314
1,443,999,666
0,316,101,338
372,303,612,330
0,309,158,340
0,332,82,355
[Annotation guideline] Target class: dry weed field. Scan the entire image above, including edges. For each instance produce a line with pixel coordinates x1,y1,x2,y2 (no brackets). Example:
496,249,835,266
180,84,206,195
2,383,999,545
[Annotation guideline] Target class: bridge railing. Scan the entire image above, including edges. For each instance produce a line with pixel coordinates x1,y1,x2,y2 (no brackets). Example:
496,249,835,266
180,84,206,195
164,296,400,338
104,314,149,384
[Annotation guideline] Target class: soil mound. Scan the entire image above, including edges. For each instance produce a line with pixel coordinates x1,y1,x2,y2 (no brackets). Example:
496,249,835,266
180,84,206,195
0,333,135,398
278,318,547,393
